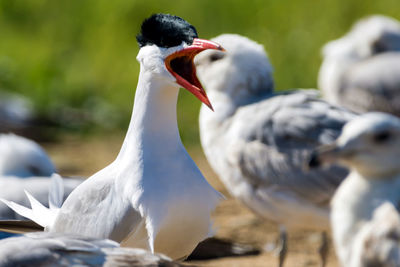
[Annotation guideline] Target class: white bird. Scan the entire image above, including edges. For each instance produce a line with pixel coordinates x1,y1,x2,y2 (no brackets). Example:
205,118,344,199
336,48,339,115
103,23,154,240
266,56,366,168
318,15,400,116
0,133,55,177
0,232,187,267
1,14,223,260
195,33,356,267
353,202,400,267
0,134,81,220
308,112,400,267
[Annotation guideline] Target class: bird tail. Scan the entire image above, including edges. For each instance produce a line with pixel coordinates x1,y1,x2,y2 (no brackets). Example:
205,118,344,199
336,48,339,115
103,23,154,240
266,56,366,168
0,174,64,229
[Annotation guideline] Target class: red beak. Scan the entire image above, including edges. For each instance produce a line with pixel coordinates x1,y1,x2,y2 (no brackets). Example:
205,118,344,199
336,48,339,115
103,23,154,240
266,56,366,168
165,38,224,110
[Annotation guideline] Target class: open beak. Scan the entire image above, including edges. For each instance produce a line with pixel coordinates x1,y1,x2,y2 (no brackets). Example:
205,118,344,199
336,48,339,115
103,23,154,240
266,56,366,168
165,38,225,110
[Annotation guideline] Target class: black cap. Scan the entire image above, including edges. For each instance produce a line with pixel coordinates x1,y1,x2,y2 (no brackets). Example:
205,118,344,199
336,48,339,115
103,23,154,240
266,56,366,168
136,14,198,48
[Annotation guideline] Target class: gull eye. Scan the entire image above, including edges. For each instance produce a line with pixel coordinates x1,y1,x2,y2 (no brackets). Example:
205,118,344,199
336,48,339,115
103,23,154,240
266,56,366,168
373,131,391,144
209,52,225,62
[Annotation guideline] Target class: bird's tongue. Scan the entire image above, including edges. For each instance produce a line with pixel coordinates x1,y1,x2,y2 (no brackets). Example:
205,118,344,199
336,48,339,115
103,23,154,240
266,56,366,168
165,38,224,111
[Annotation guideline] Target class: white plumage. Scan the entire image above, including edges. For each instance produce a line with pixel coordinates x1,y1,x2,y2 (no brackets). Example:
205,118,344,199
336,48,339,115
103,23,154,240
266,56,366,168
1,14,223,260
319,15,400,116
0,133,55,177
352,202,400,267
0,134,81,220
310,112,400,267
195,33,356,266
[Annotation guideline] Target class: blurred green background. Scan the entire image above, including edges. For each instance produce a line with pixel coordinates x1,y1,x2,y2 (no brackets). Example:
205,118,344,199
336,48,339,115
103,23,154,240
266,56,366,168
0,0,399,147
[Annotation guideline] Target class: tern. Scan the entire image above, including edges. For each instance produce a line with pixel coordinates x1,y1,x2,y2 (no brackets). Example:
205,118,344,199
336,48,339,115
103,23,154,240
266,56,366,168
0,134,81,220
1,14,223,260
318,15,400,116
195,33,356,267
309,112,400,267
0,232,189,267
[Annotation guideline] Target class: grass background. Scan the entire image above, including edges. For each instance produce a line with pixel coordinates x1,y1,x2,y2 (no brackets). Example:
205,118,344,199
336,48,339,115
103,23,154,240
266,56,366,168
0,0,399,147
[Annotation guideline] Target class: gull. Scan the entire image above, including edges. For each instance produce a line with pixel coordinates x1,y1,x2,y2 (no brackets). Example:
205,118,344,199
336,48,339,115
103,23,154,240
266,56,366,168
1,14,223,260
0,232,188,267
353,202,400,267
318,15,400,116
195,33,356,267
0,134,81,220
0,133,55,177
308,112,400,267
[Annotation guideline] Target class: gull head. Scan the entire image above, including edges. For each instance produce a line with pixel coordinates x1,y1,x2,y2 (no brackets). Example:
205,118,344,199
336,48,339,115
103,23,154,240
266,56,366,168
195,34,274,103
309,112,400,178
136,14,224,110
322,15,400,60
0,134,56,178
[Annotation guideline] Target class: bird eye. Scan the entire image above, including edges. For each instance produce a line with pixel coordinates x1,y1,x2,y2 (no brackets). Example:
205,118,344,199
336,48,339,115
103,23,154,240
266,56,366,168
373,131,391,143
209,52,225,62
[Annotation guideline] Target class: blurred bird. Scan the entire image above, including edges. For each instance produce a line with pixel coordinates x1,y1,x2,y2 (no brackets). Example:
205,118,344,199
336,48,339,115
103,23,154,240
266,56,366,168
353,202,400,267
195,33,356,267
319,15,400,116
0,232,188,267
0,134,81,220
0,133,55,178
308,112,400,267
1,14,223,260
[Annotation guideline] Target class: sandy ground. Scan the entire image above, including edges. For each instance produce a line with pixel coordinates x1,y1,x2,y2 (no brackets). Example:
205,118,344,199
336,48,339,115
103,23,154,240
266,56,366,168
44,134,339,267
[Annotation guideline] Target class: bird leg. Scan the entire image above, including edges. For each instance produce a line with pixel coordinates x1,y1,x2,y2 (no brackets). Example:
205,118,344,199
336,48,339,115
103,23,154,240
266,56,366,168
274,225,288,267
318,231,329,267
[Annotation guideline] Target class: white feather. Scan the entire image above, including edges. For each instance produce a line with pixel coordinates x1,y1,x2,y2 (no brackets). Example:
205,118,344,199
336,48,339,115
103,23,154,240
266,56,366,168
48,174,64,209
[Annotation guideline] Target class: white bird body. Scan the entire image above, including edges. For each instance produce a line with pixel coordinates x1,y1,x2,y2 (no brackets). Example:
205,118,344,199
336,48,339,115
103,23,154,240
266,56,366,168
311,112,400,266
0,14,222,260
332,171,400,265
201,90,338,230
352,202,400,267
319,15,400,116
50,45,221,259
196,33,357,266
197,34,354,232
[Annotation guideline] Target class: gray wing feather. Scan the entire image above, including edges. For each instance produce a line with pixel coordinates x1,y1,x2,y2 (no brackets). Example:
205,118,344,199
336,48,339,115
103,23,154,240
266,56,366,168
0,232,182,267
230,90,356,206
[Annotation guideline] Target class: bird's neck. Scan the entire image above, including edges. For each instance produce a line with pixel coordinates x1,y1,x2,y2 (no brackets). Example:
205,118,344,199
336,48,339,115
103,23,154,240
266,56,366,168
117,69,181,161
203,89,271,121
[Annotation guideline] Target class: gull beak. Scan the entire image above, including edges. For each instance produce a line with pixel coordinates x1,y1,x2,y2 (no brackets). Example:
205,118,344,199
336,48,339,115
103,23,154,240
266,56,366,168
308,143,343,169
165,38,225,111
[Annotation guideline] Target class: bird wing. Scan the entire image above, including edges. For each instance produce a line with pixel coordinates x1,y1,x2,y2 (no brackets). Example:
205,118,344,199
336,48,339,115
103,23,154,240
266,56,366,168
340,52,400,116
0,232,184,267
227,90,356,206
52,166,143,244
0,176,82,220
